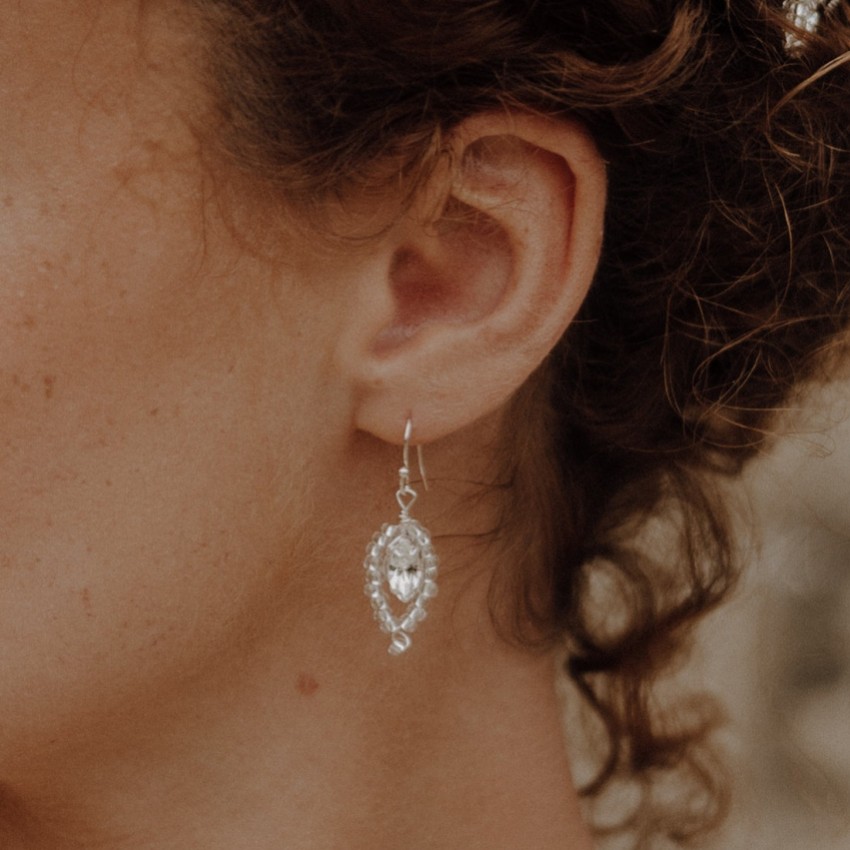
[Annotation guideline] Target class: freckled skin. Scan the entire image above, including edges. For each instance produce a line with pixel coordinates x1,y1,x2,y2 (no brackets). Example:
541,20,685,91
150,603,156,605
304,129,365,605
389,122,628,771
0,0,340,767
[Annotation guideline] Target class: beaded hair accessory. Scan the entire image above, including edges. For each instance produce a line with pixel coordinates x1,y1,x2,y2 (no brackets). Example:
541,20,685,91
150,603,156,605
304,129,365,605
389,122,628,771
784,0,841,51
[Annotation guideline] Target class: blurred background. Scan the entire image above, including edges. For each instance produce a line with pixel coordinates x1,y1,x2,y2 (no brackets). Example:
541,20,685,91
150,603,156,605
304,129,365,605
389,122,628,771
699,374,850,849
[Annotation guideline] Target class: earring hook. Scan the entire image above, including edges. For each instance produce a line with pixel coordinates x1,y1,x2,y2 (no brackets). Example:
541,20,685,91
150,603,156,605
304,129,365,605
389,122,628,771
403,418,429,491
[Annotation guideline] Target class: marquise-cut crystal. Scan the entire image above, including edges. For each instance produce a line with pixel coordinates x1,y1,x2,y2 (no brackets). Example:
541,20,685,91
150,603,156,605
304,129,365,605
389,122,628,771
386,535,423,603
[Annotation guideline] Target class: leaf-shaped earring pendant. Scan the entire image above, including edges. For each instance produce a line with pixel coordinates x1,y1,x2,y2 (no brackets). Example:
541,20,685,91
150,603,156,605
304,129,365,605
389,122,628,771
363,420,438,656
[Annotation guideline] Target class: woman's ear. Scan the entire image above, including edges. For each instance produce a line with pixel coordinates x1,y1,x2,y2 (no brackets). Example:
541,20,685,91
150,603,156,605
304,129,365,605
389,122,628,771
338,110,606,445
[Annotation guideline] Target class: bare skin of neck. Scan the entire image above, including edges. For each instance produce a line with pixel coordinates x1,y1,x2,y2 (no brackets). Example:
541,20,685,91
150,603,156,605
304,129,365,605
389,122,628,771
0,566,593,850
0,628,591,850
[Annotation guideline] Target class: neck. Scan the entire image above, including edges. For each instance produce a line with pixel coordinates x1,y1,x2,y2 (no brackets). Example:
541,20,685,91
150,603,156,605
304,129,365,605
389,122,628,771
0,569,593,850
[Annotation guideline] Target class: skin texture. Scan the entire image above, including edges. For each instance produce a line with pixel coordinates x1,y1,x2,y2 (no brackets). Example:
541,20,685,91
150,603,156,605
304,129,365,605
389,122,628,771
0,1,604,847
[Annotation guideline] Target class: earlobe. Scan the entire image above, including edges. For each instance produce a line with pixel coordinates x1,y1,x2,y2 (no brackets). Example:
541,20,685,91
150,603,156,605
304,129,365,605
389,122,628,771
344,111,607,445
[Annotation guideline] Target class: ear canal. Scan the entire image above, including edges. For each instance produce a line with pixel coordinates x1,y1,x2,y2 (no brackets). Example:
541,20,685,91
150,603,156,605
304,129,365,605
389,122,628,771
376,197,513,353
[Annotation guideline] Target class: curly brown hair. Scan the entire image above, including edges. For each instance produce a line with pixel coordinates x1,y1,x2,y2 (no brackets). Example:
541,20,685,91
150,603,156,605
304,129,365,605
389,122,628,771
189,0,850,844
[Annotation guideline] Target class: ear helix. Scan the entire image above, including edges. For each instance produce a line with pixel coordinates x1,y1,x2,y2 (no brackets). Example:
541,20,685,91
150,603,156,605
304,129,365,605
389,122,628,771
362,419,439,655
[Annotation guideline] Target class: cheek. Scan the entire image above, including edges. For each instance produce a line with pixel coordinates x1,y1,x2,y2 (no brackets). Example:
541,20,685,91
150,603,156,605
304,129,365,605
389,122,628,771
0,155,215,537
0,0,346,754
0,159,321,750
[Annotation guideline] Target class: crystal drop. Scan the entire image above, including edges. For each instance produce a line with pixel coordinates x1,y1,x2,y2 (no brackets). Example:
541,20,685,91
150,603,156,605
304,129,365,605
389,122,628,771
363,518,439,655
386,534,423,603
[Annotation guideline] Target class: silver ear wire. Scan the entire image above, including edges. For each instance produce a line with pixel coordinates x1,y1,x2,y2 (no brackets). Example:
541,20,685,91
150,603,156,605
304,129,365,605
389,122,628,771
363,419,439,655
402,418,429,491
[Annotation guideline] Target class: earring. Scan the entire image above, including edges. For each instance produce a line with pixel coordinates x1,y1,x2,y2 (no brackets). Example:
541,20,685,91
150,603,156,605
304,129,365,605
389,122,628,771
363,419,439,656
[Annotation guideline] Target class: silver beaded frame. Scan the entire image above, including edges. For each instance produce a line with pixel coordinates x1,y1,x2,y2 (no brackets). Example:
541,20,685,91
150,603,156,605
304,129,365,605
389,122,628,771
363,421,438,655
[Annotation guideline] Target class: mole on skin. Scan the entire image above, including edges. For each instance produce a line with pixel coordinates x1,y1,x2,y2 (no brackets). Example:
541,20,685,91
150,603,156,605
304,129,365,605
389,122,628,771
296,673,320,697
